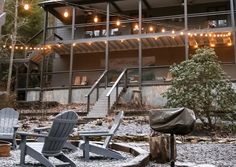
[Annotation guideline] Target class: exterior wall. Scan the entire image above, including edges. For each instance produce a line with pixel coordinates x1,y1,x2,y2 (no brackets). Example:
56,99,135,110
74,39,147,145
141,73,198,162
26,82,236,106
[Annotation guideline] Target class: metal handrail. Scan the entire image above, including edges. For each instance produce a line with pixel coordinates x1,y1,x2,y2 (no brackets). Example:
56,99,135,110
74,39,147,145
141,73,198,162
85,70,108,112
106,68,128,113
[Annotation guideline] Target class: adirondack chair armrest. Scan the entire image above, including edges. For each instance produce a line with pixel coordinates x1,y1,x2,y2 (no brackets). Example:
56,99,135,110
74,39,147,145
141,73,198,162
78,131,109,134
79,132,113,137
17,131,48,138
34,126,51,133
13,125,20,131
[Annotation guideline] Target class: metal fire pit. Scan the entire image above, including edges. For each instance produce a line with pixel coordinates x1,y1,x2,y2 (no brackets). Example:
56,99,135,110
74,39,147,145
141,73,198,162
149,108,196,167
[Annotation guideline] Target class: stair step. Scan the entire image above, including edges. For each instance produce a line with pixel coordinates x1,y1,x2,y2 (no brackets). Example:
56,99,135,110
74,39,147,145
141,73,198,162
87,86,124,118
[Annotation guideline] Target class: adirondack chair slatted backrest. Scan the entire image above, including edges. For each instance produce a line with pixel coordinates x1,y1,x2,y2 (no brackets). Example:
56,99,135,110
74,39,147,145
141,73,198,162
103,111,124,148
42,111,78,156
0,108,19,134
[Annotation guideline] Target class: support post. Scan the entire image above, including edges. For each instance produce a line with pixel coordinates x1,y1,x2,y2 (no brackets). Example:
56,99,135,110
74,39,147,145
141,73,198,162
68,7,76,103
230,0,236,63
26,61,30,90
14,64,18,95
105,2,110,88
184,0,188,60
138,0,143,102
39,10,48,101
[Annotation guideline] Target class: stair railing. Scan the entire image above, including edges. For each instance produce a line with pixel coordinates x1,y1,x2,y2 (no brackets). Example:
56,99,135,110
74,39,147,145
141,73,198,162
85,70,108,113
106,68,128,113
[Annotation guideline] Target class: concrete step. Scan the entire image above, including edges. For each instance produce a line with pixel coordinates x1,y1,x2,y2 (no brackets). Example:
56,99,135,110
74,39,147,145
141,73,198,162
87,87,124,118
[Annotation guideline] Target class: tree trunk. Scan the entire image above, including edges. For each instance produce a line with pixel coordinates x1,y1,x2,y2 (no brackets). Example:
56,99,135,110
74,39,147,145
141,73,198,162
130,89,142,107
149,134,176,163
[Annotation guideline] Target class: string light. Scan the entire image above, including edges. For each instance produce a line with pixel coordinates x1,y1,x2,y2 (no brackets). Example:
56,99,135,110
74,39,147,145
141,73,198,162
134,24,139,30
180,31,184,35
227,42,232,46
73,43,76,46
63,11,69,18
210,43,215,47
172,30,175,34
94,15,98,23
193,44,198,49
24,4,30,10
161,28,165,33
149,26,154,32
116,20,121,26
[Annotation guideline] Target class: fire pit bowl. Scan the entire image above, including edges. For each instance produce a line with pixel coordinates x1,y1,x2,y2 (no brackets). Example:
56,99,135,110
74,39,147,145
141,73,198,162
0,140,11,157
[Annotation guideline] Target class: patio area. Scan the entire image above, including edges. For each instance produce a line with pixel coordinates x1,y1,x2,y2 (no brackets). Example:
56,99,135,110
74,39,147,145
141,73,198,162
0,107,235,167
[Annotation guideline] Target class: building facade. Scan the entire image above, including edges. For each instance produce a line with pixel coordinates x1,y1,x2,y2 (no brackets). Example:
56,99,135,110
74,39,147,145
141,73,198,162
18,0,236,109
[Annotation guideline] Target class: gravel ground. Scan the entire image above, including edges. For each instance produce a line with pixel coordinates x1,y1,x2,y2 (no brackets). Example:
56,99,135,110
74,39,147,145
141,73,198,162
0,149,133,167
2,115,235,167
146,143,236,167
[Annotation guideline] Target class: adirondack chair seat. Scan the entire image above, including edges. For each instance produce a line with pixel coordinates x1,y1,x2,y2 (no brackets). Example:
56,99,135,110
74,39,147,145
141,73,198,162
79,135,124,160
79,111,124,161
18,110,78,167
0,108,19,150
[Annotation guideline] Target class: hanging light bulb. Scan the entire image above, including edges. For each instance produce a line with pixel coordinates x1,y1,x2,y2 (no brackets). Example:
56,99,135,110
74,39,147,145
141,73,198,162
64,10,69,18
24,4,30,10
149,26,154,32
210,43,215,47
161,28,165,33
94,15,98,23
134,24,139,30
172,30,175,34
116,20,121,26
194,44,198,49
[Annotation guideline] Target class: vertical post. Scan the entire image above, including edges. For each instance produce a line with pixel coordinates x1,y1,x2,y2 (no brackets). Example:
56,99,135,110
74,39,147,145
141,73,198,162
26,60,30,90
108,95,110,114
116,84,118,100
230,0,236,63
124,70,128,91
96,85,99,101
39,10,48,101
184,0,188,60
170,133,175,167
105,2,110,88
7,0,18,94
68,7,76,103
87,95,90,112
15,64,18,95
138,0,143,101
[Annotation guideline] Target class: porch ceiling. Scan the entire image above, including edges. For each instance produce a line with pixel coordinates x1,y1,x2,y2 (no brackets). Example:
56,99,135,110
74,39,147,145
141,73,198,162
52,36,186,55
30,33,232,63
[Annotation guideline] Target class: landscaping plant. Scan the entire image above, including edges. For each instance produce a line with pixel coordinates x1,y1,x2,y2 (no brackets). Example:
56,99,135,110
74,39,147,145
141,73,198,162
163,47,236,129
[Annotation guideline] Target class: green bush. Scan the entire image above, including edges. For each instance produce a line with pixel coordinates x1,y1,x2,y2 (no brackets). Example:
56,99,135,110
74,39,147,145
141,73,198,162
163,47,236,129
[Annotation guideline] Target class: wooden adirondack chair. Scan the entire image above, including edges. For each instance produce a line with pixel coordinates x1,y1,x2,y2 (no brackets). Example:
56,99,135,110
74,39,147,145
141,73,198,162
79,111,124,161
0,108,19,149
18,110,78,167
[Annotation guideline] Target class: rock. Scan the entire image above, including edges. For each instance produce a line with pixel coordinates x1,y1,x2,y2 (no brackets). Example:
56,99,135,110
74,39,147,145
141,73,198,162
95,119,103,126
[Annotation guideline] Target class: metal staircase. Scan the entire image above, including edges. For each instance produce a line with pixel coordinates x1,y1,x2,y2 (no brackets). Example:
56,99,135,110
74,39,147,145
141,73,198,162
86,69,128,118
